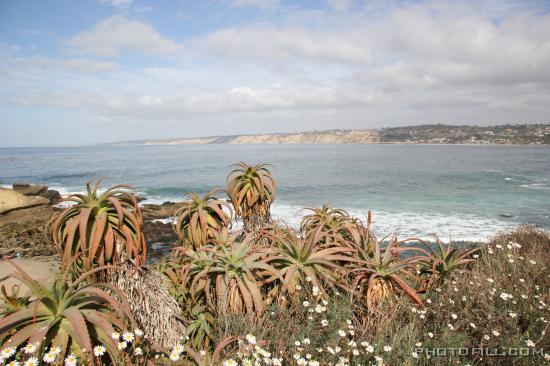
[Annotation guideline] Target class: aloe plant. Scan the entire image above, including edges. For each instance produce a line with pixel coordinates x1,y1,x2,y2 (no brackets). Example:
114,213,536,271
173,190,233,248
158,260,215,350
185,336,237,366
0,284,30,317
350,234,425,311
300,204,362,246
226,162,276,232
261,226,355,299
421,234,479,289
177,238,280,316
48,180,146,274
0,261,136,364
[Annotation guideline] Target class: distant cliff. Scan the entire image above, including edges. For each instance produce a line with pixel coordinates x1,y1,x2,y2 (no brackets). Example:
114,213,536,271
104,123,550,146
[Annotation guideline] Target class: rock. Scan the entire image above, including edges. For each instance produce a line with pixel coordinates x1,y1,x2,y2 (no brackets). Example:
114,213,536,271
141,201,184,220
143,220,178,244
0,196,179,259
13,182,48,196
42,189,62,204
0,204,58,258
0,188,50,214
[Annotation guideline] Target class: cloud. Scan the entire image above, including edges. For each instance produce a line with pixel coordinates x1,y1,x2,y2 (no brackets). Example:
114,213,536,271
326,0,354,12
25,57,120,74
2,0,550,146
65,16,183,57
199,25,371,64
224,0,280,11
97,0,133,9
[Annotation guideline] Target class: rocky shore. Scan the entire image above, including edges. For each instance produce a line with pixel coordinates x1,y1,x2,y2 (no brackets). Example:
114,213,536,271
0,184,182,259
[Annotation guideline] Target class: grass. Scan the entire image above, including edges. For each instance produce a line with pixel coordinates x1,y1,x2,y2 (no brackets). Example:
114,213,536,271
211,225,549,366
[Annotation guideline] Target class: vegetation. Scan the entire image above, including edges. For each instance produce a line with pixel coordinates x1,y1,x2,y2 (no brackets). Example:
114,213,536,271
1,163,549,365
0,262,137,365
173,190,232,248
226,162,276,232
48,180,147,275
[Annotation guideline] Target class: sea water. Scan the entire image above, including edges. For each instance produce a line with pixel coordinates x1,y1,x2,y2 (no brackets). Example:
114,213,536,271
1,144,549,242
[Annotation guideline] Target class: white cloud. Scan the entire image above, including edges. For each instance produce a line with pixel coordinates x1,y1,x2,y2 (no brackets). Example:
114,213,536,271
97,0,133,9
2,0,550,146
65,16,183,57
326,0,354,12
25,57,119,73
199,25,371,64
224,0,280,11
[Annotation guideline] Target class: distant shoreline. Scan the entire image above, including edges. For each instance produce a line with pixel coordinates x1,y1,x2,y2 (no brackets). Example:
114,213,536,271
3,141,550,149
101,123,550,147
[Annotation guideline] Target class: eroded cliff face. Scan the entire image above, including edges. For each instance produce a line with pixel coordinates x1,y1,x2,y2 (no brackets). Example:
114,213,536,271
228,130,379,144
142,130,380,145
106,124,550,146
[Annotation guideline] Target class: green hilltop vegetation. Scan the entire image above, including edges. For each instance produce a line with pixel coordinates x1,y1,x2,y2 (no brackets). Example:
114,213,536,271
104,123,550,146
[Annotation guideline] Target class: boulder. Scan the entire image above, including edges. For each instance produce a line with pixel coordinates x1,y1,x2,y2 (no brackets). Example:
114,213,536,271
42,189,62,204
141,201,184,220
0,188,49,214
12,182,48,196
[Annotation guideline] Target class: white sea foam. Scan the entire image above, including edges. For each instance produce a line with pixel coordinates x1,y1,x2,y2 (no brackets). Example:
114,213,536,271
520,183,549,190
269,202,517,243
151,218,174,224
10,184,518,242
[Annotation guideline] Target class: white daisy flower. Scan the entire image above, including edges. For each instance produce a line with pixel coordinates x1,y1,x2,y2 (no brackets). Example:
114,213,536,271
23,342,39,354
122,332,134,343
169,352,180,362
1,347,17,359
93,345,106,356
23,357,39,366
65,354,78,366
43,352,57,363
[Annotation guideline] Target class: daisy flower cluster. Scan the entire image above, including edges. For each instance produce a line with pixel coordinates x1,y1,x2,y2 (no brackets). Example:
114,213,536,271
222,334,283,366
0,328,150,366
108,328,147,361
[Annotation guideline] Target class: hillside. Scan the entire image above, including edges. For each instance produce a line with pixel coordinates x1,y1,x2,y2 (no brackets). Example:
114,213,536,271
104,124,550,146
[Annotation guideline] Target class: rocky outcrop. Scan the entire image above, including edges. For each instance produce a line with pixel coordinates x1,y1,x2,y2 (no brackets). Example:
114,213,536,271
0,193,182,259
141,201,183,220
13,182,48,196
0,205,58,257
12,183,62,205
0,188,50,214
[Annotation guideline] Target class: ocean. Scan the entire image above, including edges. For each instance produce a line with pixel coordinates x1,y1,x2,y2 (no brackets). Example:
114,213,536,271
1,144,549,242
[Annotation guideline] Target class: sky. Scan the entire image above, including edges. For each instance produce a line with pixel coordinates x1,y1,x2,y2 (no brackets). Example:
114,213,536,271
1,0,549,147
